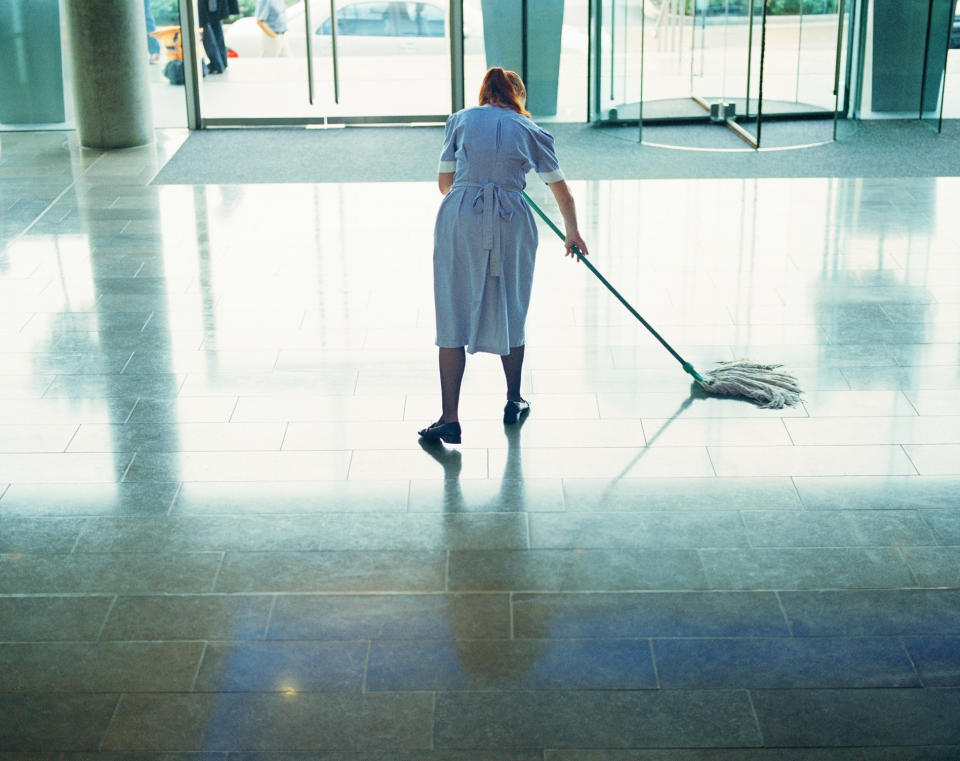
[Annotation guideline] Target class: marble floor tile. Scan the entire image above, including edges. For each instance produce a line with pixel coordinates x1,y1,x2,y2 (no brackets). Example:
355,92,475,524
708,444,918,477
4,138,960,757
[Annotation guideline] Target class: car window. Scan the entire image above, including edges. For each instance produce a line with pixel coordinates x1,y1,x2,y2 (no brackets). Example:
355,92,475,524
317,1,445,37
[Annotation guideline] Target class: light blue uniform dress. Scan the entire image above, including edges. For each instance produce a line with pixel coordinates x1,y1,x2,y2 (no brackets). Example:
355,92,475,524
434,104,565,356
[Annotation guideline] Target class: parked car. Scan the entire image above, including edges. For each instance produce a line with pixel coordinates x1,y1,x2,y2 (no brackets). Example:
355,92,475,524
224,0,481,58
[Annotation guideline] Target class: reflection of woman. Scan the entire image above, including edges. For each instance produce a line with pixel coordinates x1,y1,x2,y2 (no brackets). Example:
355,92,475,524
419,67,589,445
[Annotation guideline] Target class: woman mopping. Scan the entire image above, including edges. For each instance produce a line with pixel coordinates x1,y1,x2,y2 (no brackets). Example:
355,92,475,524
419,67,589,444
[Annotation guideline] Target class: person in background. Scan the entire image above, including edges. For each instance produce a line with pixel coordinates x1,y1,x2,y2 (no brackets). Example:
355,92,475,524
255,0,289,57
144,0,162,63
418,67,588,445
199,0,239,73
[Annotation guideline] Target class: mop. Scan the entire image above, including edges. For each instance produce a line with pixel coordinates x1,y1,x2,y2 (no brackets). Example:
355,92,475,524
523,192,802,409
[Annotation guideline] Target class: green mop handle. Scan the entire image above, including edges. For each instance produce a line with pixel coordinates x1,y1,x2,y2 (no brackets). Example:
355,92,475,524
522,191,705,384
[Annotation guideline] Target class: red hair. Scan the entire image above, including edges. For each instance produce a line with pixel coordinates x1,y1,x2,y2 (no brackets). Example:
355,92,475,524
478,67,530,117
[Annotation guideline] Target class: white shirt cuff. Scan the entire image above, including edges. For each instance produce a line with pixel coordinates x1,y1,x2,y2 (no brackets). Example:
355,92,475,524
438,161,456,173
538,169,564,183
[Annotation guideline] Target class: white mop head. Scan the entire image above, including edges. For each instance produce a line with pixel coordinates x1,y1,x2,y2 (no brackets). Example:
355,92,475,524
696,359,803,409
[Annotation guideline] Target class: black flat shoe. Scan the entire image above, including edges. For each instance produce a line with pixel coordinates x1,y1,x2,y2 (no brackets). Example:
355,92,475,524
418,419,462,444
503,399,530,425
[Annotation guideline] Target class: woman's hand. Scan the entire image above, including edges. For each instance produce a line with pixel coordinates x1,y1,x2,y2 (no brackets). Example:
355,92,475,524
564,232,588,261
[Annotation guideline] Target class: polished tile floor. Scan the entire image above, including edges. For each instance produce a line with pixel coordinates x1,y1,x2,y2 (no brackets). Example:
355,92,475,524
1,129,959,759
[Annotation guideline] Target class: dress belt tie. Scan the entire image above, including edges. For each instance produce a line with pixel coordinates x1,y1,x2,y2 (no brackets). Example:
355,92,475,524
459,182,517,279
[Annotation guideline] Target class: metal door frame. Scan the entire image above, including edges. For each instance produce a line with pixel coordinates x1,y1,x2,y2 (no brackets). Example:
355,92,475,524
181,0,466,128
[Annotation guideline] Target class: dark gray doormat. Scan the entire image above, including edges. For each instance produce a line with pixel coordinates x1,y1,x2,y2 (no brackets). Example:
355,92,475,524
151,119,960,184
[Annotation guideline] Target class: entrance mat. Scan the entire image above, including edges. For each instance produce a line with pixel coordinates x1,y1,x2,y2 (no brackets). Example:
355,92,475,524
151,119,960,184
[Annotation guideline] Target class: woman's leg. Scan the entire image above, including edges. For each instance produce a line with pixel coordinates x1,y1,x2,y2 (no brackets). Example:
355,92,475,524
500,344,525,402
439,347,465,423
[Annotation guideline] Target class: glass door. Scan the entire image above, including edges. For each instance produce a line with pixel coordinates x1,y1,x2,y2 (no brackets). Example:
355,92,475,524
595,0,853,148
194,0,456,122
921,0,956,132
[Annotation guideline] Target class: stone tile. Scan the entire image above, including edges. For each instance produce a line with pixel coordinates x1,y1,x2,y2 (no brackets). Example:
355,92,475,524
123,451,352,482
921,509,960,543
68,423,286,453
700,548,915,589
172,480,409,515
0,424,77,453
0,596,112,642
230,395,405,423
653,637,920,688
513,592,788,638
408,478,565,513
902,389,960,415
448,549,708,591
126,397,238,424
529,512,749,548
901,546,960,586
367,638,657,690
0,482,178,516
903,444,960,475
0,398,137,425
561,477,802,511
0,642,204,692
751,688,960,746
0,553,223,594
194,641,367,691
349,448,490,480
433,690,761,748
544,751,866,760
0,693,119,752
227,753,541,761
215,552,446,593
102,692,433,751
0,453,133,483
793,475,960,510
488,446,716,479
44,374,185,400
75,513,527,552
741,510,936,547
0,517,85,553
102,595,273,641
903,637,960,686
779,590,960,635
708,445,918,477
861,748,960,761
785,416,960,445
268,594,509,640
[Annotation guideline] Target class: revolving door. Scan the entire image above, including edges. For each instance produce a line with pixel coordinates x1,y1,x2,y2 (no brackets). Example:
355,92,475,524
594,0,854,148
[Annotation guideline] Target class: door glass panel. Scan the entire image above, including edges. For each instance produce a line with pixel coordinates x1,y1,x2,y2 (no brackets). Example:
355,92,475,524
205,0,452,119
463,0,588,122
921,0,954,131
944,0,960,117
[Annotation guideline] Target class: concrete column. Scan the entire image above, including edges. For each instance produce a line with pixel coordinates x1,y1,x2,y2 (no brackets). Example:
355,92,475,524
64,0,154,148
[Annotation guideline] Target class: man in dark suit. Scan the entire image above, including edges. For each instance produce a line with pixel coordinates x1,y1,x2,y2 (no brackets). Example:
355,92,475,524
199,0,239,74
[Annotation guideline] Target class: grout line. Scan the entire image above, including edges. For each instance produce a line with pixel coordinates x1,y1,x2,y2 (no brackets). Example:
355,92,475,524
140,311,154,332
360,639,372,694
263,594,279,640
773,591,794,636
210,552,227,593
95,595,119,642
119,451,138,483
63,423,81,453
648,638,661,689
745,689,765,747
899,635,924,686
508,592,515,640
227,396,241,423
166,482,184,517
98,693,125,752
119,351,135,375
278,421,290,452
189,641,208,691
123,398,140,425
